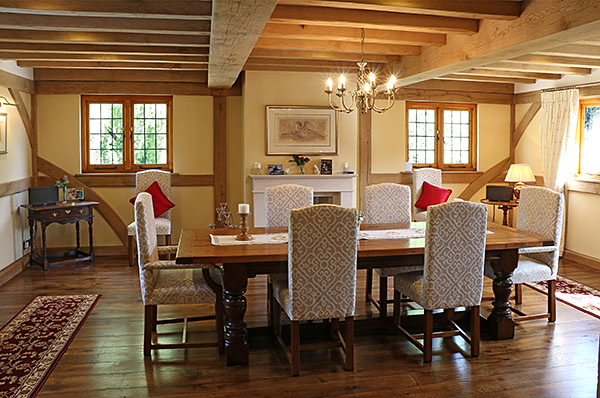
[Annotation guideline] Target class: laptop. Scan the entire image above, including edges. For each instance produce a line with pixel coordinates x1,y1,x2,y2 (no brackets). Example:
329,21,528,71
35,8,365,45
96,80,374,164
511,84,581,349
29,186,59,206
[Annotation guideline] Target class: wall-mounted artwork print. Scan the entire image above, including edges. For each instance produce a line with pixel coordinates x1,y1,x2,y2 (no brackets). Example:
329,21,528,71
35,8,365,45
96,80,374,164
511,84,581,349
0,113,6,154
266,106,338,155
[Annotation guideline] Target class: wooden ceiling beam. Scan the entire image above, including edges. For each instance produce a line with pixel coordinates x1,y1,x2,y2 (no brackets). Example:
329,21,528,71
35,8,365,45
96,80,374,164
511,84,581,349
209,0,278,88
456,68,562,80
483,61,592,75
269,5,479,34
0,42,208,55
35,81,241,96
576,37,600,46
246,57,384,69
0,11,210,34
510,54,600,68
34,69,208,83
406,79,514,94
0,52,208,63
0,28,210,47
276,1,521,20
260,24,446,46
438,74,536,85
254,37,420,55
535,44,600,58
18,60,207,70
0,1,212,19
243,64,362,73
250,47,403,63
396,0,600,87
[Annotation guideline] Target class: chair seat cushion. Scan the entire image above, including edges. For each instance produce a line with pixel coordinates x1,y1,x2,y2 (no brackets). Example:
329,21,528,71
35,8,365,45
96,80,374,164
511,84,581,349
129,181,175,217
414,211,428,222
147,269,216,305
414,182,452,210
128,218,171,236
375,266,423,277
484,255,553,284
393,271,425,307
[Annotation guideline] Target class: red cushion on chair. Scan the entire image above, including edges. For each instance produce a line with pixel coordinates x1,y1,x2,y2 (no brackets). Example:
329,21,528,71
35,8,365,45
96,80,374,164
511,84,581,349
129,181,175,217
414,181,452,211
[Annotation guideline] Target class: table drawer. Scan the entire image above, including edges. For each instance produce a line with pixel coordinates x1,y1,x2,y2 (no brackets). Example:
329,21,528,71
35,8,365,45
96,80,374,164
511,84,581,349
45,206,90,220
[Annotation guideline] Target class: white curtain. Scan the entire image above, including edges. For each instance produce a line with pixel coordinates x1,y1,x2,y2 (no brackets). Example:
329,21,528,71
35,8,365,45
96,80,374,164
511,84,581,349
539,89,579,192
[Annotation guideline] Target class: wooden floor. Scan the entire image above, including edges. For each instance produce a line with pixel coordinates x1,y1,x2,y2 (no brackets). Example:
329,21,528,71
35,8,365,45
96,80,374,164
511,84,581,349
1,257,599,397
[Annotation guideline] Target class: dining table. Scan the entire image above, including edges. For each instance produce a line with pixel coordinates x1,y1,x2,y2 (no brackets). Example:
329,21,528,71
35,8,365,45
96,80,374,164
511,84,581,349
176,222,553,367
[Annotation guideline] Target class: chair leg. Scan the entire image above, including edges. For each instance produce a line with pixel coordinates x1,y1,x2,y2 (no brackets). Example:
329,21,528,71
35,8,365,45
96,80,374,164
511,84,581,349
267,281,274,327
424,309,433,363
330,318,340,341
379,276,388,318
344,316,354,371
165,234,171,245
471,306,480,358
144,305,154,356
128,235,135,267
548,279,556,322
365,269,373,302
273,298,281,339
444,308,454,328
514,283,523,305
393,290,402,326
215,294,225,354
151,306,157,332
291,321,300,377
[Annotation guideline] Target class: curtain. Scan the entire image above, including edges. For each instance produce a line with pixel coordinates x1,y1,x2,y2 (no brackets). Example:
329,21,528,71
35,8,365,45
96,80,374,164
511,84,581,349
539,89,579,192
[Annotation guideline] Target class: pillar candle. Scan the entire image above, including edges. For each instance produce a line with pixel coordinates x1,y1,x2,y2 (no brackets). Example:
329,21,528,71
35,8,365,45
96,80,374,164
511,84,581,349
238,203,250,214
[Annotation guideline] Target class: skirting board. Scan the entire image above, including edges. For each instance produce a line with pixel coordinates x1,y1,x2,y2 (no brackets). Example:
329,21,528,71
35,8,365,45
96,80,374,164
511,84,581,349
563,249,600,271
0,255,29,287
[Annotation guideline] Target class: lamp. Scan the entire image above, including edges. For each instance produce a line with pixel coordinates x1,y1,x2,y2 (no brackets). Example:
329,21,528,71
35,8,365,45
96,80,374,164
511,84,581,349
505,164,536,199
0,96,17,110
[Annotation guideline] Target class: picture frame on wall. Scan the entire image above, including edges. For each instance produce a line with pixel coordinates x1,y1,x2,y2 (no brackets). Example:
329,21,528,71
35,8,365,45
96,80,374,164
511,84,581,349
66,187,84,200
0,113,6,154
266,106,338,155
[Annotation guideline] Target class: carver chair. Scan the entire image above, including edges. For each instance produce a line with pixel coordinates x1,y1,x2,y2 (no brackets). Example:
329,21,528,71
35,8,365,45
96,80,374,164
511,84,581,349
394,201,487,363
128,170,172,267
364,183,423,317
272,204,357,376
135,192,223,356
411,168,442,222
484,186,564,322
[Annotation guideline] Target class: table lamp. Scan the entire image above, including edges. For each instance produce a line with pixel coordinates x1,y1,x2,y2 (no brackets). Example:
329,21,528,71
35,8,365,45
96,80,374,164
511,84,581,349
505,164,536,199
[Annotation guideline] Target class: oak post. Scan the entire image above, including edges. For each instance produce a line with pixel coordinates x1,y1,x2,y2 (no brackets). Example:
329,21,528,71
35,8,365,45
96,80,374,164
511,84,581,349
487,248,518,340
222,262,249,366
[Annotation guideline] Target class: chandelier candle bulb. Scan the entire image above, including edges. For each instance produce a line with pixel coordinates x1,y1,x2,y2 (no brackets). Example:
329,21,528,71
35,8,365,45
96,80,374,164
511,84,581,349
369,72,376,84
238,203,250,214
339,74,346,90
326,77,333,93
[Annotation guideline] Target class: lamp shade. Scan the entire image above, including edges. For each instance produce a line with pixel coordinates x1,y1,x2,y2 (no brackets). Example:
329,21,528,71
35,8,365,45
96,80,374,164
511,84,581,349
505,164,536,183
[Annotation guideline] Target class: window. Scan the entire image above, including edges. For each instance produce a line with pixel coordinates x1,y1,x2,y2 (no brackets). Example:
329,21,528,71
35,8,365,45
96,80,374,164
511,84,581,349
578,99,600,176
405,102,477,170
81,95,172,173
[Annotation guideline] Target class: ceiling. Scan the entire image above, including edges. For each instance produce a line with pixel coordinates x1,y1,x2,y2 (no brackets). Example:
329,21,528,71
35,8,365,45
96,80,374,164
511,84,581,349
1,1,600,92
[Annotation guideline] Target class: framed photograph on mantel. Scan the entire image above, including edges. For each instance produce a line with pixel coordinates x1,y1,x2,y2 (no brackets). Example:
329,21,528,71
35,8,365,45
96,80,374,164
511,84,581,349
266,106,338,155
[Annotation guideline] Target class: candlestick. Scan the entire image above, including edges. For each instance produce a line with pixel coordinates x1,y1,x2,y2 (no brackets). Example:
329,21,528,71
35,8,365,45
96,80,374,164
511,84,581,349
238,203,250,214
236,212,254,241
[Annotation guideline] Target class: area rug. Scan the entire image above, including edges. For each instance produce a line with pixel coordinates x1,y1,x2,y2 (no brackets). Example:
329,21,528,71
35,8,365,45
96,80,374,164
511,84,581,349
0,294,100,398
526,275,600,320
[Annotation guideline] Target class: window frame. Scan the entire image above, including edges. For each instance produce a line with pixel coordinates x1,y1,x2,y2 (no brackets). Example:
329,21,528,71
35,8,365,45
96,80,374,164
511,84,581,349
405,101,477,171
577,98,600,179
81,95,173,173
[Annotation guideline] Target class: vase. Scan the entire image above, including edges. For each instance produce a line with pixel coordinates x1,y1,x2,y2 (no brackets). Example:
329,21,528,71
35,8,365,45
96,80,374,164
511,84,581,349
62,186,67,203
298,165,305,175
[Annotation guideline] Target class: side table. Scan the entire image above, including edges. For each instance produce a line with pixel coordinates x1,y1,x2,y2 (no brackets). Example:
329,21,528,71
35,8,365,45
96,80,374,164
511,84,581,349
21,201,99,271
480,199,519,226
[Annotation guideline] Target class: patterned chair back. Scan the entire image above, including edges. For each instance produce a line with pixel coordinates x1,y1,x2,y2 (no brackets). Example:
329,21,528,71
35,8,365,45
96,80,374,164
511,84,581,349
412,168,442,219
422,201,487,310
516,186,564,278
265,184,313,227
136,170,172,220
134,192,160,304
288,205,358,320
365,183,411,224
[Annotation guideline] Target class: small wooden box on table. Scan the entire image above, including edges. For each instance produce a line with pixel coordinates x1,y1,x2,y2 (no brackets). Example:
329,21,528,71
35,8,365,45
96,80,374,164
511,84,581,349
22,201,98,271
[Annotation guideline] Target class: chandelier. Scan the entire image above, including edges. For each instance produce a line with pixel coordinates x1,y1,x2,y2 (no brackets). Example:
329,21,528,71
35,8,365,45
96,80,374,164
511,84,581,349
324,29,397,114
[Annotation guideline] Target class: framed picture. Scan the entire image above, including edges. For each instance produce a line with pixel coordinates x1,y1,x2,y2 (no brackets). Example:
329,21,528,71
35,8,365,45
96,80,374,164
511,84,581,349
66,187,84,200
266,106,338,155
268,164,284,175
0,113,6,154
320,159,333,175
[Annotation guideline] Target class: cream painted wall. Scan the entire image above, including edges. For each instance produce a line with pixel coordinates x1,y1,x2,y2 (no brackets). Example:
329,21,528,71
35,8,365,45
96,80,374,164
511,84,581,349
514,104,542,174
566,191,600,259
0,85,31,271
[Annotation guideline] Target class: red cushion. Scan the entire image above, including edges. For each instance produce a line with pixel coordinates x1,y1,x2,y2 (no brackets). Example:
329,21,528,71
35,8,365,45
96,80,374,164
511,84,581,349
414,181,452,211
129,181,175,217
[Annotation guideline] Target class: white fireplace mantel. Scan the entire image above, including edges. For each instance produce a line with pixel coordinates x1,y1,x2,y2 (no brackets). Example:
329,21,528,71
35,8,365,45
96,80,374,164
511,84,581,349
250,174,357,227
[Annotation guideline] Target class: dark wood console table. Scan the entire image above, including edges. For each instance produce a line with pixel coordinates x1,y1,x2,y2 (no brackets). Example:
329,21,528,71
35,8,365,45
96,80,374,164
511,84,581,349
22,201,99,271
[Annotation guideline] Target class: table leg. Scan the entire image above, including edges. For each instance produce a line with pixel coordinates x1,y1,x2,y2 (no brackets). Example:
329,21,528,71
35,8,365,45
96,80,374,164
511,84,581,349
487,248,518,339
28,219,35,265
75,220,81,254
222,263,249,366
41,224,48,271
88,217,94,263
500,206,509,226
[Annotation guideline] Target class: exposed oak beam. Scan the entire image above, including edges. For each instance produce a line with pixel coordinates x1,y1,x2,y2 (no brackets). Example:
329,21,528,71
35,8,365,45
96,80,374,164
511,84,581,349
246,57,384,69
510,54,600,68
483,61,592,75
250,48,403,63
260,24,446,46
34,69,208,83
0,68,34,93
254,37,420,55
535,44,600,59
0,42,208,55
35,81,242,96
243,64,366,73
438,74,536,85
277,1,521,20
18,60,208,70
456,68,562,80
396,0,600,87
0,52,208,63
269,5,479,34
209,0,277,88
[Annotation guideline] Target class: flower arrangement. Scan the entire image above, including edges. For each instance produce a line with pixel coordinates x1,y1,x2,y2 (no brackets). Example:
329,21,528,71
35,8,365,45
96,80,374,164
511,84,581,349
55,175,69,188
289,155,310,174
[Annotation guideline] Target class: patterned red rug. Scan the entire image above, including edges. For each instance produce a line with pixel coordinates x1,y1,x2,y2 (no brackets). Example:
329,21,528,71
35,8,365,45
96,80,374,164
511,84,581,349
0,294,100,398
527,275,600,320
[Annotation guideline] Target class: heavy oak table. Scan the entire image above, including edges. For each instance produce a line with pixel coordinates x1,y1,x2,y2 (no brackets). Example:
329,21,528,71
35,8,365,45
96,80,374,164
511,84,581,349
22,201,98,271
176,222,553,366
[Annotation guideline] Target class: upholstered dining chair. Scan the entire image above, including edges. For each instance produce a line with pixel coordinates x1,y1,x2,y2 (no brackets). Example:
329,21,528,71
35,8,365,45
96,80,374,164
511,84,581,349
264,183,313,325
135,192,224,356
484,186,564,322
411,168,442,222
364,183,422,317
128,170,172,267
394,201,487,363
272,204,357,376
